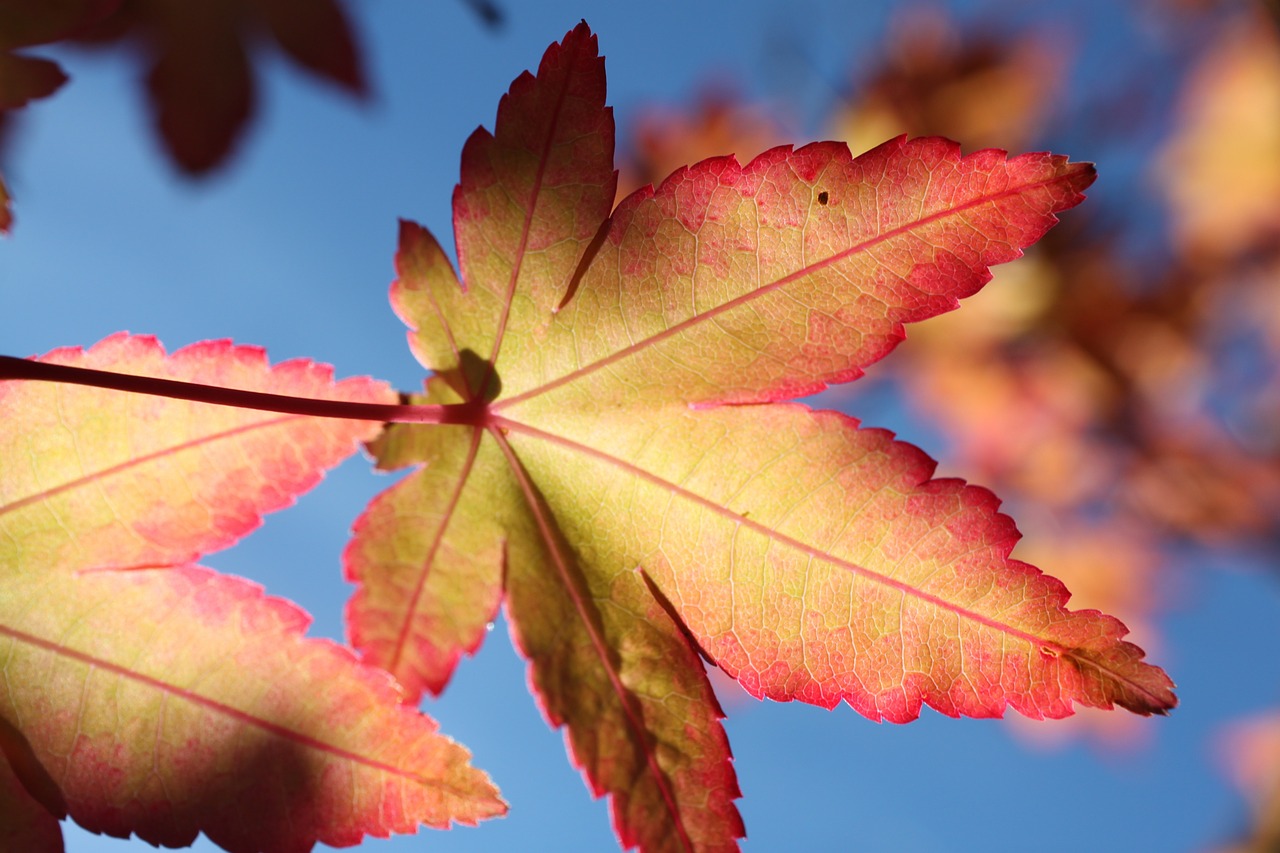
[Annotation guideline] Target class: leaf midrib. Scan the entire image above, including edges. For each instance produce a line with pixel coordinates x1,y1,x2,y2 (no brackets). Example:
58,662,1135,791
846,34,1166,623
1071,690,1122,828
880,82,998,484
493,167,1080,413
479,45,578,404
385,426,484,679
488,425,697,851
0,619,476,797
0,414,297,519
496,413,1170,711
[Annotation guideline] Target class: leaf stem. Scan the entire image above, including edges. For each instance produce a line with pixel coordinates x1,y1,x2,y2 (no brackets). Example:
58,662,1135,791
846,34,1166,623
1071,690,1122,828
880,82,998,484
0,356,481,425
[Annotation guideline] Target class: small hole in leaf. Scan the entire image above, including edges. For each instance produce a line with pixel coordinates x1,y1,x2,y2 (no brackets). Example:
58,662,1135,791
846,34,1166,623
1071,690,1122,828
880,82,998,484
1040,645,1061,658
817,191,829,205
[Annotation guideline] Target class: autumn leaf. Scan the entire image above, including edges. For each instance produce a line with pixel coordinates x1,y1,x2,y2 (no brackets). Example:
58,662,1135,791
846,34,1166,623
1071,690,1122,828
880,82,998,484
0,567,504,851
0,0,118,109
0,51,66,110
0,333,394,572
0,333,504,849
348,22,1176,852
0,0,118,99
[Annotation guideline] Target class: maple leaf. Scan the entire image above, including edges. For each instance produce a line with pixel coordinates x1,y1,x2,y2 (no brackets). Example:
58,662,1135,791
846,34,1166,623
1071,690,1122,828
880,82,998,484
1,567,504,851
70,0,365,174
346,22,1177,852
0,333,503,849
1,333,394,571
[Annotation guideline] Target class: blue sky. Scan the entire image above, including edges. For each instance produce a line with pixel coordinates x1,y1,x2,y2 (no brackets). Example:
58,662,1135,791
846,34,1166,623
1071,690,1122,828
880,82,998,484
4,1,1278,850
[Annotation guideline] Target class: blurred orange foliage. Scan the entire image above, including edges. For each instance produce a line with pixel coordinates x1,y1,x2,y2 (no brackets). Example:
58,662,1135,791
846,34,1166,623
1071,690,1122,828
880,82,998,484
619,2,1280,764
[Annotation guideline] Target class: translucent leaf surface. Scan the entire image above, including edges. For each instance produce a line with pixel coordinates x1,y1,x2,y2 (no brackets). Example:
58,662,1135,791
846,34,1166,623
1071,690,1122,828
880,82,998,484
353,22,1175,852
0,332,503,849
0,567,504,851
0,333,391,573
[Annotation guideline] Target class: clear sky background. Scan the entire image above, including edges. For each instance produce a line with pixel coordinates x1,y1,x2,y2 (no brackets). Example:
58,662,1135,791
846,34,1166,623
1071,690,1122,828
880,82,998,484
3,1,1278,850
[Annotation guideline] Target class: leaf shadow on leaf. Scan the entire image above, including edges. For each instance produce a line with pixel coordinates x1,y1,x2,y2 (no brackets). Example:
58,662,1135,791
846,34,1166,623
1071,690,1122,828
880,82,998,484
637,567,717,671
431,348,503,404
85,717,321,851
499,441,699,833
459,348,501,404
0,714,65,822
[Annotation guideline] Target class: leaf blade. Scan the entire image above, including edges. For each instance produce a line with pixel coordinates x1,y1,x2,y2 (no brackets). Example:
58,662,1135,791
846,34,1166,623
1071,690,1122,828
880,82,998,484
400,23,616,399
0,566,504,850
346,380,505,700
497,138,1095,411
369,23,1176,852
0,173,11,234
492,428,744,852
0,333,393,575
499,403,1176,721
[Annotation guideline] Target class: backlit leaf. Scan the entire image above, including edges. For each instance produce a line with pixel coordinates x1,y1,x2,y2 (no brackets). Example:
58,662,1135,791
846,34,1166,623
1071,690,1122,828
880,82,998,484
0,566,504,850
503,404,1173,721
0,332,391,573
0,332,503,848
354,22,1175,851
346,378,506,699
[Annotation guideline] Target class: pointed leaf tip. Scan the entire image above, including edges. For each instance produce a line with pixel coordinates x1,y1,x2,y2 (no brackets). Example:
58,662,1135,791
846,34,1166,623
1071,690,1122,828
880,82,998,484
502,404,1176,726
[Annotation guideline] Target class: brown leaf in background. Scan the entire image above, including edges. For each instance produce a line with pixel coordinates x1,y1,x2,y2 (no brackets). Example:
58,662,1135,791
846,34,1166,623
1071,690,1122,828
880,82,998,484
620,3,1280,762
1157,10,1280,262
72,0,366,174
0,170,11,233
828,4,1066,156
1212,713,1280,853
0,0,121,231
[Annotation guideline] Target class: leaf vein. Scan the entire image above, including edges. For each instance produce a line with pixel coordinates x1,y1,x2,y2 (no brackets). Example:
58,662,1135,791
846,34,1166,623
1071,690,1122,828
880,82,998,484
0,621,470,795
494,170,1077,412
497,415,1168,706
